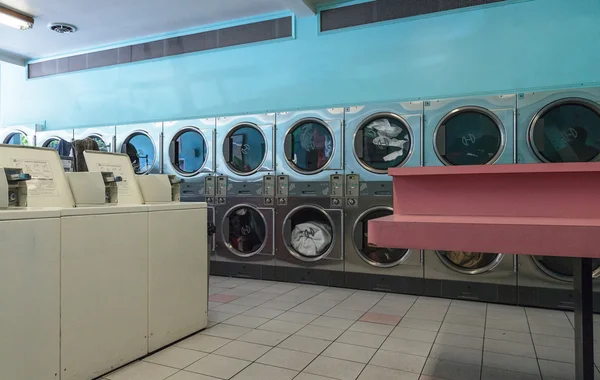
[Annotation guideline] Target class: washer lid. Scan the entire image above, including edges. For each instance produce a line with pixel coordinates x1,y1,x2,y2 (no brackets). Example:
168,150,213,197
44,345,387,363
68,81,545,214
354,113,413,174
436,251,504,275
529,99,600,163
435,107,504,166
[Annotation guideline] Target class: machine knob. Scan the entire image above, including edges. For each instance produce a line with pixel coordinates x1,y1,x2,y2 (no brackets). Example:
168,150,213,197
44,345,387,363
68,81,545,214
332,198,340,205
348,199,356,206
207,222,216,236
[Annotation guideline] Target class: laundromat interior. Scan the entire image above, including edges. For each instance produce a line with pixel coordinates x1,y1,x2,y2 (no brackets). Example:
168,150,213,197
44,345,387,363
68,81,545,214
1,0,600,379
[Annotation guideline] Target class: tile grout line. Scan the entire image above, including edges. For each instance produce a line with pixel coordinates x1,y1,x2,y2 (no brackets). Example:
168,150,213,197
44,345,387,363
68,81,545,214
479,302,488,380
524,307,545,379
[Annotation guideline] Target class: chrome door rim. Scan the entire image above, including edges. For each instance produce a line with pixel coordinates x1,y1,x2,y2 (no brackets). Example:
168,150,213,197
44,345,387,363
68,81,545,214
221,203,268,258
120,130,156,174
223,123,268,176
282,204,335,262
433,106,506,166
436,251,505,275
169,126,209,177
283,117,336,175
531,256,600,282
353,112,414,174
527,97,600,163
3,130,27,144
353,206,412,267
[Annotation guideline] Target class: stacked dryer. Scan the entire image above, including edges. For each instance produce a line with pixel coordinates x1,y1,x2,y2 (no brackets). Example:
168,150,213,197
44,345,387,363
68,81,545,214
163,118,217,263
344,102,424,293
274,108,345,286
516,88,600,311
213,114,277,280
116,123,162,174
422,94,518,304
0,124,36,146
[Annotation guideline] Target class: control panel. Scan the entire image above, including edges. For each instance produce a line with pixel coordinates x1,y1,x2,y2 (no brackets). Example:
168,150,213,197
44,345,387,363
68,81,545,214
263,175,275,205
216,176,227,204
204,176,215,204
345,174,359,207
330,174,344,207
276,175,289,205
0,168,30,209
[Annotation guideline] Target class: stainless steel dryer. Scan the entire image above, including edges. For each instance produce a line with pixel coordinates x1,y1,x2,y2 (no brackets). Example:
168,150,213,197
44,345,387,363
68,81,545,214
423,94,516,166
1,124,36,146
116,123,162,174
275,175,345,286
423,94,517,303
214,175,276,280
163,118,217,265
516,87,600,311
344,101,424,293
74,126,116,152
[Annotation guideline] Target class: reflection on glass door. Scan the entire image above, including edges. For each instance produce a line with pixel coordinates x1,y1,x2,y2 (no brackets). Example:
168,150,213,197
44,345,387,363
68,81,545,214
532,256,600,281
285,120,334,174
5,132,28,145
224,125,266,175
121,132,155,174
437,251,504,275
224,205,267,257
170,128,208,175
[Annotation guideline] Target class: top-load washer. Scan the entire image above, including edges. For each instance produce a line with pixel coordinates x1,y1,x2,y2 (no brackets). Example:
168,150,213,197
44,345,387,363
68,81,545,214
116,122,163,174
422,94,518,304
517,87,600,311
163,118,217,263
344,102,424,293
74,126,116,152
0,124,36,146
274,109,345,285
213,114,276,279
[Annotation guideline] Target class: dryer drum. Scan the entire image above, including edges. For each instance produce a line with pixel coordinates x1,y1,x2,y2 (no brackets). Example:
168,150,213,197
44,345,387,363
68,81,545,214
223,124,267,176
532,256,600,282
436,251,504,275
4,131,28,146
353,207,411,267
88,134,110,152
354,113,413,174
169,127,208,176
528,98,600,163
284,118,334,174
120,131,156,174
222,205,268,258
283,205,335,262
434,107,504,166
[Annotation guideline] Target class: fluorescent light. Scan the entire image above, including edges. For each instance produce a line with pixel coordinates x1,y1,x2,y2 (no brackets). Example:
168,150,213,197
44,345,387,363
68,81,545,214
0,6,34,30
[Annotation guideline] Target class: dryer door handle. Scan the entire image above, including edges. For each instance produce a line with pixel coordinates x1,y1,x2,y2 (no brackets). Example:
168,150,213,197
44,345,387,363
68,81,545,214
284,134,293,160
354,220,364,250
354,129,364,159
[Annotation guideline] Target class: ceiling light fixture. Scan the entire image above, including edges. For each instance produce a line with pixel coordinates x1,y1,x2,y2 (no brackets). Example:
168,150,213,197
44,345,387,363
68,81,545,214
0,5,34,30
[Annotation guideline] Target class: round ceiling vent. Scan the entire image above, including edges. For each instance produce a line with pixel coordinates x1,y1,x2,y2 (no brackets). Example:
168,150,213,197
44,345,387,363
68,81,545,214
48,23,77,34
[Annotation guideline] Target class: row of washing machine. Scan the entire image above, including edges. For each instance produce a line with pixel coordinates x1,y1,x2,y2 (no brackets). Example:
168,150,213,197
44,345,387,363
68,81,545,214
3,87,600,310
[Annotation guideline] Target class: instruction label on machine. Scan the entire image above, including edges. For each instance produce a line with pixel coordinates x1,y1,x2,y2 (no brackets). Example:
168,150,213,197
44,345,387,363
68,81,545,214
95,163,130,195
11,158,58,196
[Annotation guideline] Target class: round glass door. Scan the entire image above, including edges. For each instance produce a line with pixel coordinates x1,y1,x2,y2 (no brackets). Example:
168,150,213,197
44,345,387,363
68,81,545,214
532,257,600,282
43,138,60,150
436,251,504,275
224,124,266,175
4,132,28,145
89,135,110,152
435,107,504,165
529,99,600,163
354,114,413,173
284,206,334,262
121,132,156,174
170,128,208,176
223,205,267,257
285,119,334,174
353,207,411,267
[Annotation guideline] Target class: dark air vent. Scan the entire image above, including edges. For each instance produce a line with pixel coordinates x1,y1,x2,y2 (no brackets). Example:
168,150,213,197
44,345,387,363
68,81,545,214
320,0,504,32
29,16,292,79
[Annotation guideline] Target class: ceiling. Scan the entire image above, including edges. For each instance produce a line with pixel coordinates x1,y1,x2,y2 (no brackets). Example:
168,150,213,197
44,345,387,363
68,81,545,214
0,0,331,64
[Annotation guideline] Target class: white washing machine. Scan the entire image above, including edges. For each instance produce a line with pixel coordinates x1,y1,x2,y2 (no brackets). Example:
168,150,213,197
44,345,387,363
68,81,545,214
73,126,116,152
0,124,37,146
517,87,600,311
0,168,61,380
422,94,518,303
116,122,163,174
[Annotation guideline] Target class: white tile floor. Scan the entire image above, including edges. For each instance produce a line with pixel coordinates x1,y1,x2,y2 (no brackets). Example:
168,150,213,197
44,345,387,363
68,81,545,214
101,276,600,380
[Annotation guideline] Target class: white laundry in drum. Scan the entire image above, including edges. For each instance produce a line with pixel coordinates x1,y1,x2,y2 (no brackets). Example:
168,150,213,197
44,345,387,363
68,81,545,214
291,222,333,257
366,118,409,162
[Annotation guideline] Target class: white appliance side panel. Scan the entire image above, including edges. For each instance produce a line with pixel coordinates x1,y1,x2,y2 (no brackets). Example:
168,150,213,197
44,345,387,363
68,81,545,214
61,212,149,380
0,217,60,380
148,207,208,351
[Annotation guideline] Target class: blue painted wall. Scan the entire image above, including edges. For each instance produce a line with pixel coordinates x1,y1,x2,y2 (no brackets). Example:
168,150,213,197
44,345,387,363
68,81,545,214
1,0,599,130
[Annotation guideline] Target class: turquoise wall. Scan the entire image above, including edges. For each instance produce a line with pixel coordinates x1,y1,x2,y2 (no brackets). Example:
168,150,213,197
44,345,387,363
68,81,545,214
1,0,599,130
